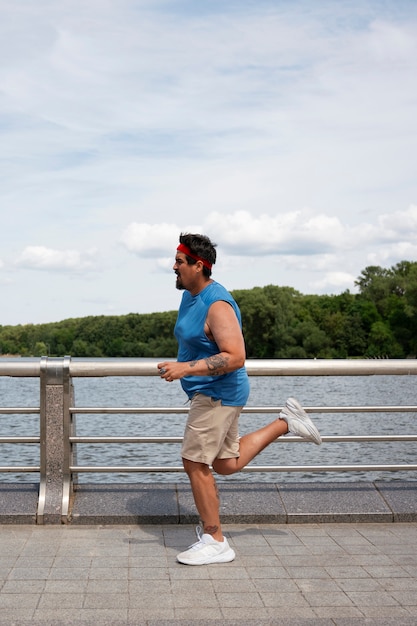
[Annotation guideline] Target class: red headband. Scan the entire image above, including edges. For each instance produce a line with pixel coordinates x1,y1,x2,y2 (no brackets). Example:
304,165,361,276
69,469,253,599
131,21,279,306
177,243,213,270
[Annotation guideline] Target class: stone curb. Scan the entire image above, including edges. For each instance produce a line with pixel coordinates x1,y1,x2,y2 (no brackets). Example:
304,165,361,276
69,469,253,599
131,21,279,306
0,481,415,525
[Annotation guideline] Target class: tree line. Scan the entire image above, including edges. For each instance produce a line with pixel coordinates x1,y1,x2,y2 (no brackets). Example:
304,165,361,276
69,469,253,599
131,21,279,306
1,261,416,359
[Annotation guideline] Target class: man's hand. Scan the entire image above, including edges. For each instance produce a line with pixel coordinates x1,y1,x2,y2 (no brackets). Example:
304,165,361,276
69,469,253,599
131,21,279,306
157,361,189,381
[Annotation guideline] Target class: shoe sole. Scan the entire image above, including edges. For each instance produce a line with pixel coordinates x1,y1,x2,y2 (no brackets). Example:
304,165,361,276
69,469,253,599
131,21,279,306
177,548,236,566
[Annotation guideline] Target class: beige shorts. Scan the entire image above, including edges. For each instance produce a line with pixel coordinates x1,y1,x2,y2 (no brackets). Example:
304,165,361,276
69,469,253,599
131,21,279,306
181,393,242,465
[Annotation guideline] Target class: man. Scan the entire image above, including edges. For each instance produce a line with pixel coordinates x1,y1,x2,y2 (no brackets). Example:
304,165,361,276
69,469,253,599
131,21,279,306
158,233,321,566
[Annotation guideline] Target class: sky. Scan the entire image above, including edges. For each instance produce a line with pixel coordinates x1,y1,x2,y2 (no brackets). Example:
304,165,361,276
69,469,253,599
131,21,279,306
1,0,417,326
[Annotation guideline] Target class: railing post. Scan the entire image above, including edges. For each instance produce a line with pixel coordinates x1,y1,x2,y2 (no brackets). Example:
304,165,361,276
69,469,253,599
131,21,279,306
37,356,73,524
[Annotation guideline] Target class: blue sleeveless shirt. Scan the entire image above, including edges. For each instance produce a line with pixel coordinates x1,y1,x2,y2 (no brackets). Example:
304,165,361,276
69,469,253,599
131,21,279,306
174,281,250,406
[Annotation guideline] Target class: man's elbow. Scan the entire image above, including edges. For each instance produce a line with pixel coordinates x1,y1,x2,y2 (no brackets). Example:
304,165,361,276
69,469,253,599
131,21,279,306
234,353,246,370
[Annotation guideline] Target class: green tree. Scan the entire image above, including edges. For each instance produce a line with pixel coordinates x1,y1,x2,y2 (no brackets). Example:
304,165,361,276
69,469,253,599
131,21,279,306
233,285,300,358
366,321,404,358
33,341,49,357
356,260,417,356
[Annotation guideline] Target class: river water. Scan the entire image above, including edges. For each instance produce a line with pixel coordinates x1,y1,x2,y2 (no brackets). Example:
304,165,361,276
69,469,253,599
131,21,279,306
0,366,416,484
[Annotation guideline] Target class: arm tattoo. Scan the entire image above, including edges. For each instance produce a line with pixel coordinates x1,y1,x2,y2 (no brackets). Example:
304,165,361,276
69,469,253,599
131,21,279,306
204,355,229,376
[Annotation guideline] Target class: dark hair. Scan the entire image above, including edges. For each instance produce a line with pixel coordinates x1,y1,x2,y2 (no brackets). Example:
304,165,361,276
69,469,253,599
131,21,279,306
179,232,217,278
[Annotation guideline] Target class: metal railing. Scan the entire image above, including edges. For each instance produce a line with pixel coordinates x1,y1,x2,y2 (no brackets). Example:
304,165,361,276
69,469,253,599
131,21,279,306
0,357,416,523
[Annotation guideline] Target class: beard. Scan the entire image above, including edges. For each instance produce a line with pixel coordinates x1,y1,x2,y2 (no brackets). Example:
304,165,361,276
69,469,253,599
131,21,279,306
175,275,185,290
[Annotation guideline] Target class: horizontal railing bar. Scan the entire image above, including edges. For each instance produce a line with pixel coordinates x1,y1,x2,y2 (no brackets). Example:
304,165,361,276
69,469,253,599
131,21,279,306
71,437,183,443
0,362,41,377
69,435,417,444
69,405,417,414
0,466,40,472
64,358,417,377
245,360,417,377
70,466,187,472
0,408,40,414
70,464,417,473
306,406,417,414
70,407,189,414
240,464,417,472
2,358,417,378
314,435,417,442
0,437,39,444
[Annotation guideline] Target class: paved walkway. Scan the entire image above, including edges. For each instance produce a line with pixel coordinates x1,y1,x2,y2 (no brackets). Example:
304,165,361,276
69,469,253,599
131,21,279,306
0,522,416,625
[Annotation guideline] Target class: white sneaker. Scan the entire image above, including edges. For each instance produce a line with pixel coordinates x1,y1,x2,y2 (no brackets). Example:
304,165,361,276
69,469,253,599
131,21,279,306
177,526,236,565
280,397,322,445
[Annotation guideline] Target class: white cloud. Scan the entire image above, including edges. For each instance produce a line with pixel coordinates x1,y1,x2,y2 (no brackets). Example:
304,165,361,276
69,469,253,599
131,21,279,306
121,203,417,263
377,204,417,238
202,210,346,255
368,19,417,62
15,246,98,272
120,223,181,256
367,242,417,266
311,271,358,293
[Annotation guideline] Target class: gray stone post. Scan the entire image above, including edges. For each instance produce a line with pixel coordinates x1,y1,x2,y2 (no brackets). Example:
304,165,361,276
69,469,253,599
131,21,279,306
37,357,73,524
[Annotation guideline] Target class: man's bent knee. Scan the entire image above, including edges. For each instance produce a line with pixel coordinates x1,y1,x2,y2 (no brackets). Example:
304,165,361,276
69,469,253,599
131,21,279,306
212,458,239,476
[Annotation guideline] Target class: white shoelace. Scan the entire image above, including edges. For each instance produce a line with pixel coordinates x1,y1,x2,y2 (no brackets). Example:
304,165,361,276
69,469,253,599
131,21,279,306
187,525,204,550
